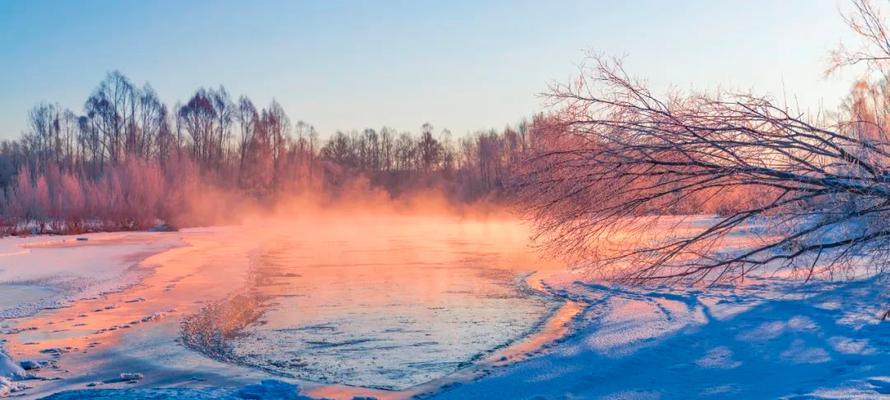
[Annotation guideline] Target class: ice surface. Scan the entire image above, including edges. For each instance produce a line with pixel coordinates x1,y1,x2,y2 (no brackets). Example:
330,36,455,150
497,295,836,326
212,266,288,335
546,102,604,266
180,216,561,390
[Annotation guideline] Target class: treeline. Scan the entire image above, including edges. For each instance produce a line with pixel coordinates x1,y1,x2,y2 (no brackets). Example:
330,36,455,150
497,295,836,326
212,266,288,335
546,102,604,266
0,72,540,233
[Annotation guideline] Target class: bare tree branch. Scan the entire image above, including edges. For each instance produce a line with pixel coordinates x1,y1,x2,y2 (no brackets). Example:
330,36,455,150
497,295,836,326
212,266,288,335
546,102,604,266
517,54,890,284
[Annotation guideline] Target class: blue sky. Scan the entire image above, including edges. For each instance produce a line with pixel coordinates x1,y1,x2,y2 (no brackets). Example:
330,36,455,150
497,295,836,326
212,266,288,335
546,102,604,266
0,0,863,139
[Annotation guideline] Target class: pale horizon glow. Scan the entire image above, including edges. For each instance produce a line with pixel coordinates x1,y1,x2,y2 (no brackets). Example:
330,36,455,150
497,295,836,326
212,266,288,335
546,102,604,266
0,0,863,139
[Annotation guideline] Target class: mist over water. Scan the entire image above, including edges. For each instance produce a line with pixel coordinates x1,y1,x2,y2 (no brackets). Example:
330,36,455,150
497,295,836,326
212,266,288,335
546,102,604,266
0,189,571,397
180,211,564,389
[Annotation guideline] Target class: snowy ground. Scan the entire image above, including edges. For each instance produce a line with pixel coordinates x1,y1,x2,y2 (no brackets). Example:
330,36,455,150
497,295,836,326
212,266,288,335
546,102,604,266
429,273,889,399
0,217,888,399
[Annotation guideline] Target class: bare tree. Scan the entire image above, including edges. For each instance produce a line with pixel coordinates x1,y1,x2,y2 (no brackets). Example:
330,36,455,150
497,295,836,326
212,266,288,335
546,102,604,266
517,45,890,284
418,123,443,172
134,84,167,160
263,100,290,191
178,89,218,167
85,71,137,165
829,0,890,75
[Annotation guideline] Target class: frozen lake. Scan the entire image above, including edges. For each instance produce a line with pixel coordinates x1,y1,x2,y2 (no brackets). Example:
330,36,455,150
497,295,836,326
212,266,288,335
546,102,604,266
183,215,562,389
0,213,568,397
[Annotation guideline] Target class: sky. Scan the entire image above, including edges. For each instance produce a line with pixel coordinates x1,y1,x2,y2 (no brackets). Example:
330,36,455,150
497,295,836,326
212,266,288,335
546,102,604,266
0,0,866,140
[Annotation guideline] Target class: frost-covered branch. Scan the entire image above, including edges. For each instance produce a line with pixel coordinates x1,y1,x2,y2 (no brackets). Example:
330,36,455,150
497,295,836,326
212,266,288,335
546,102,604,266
517,55,890,284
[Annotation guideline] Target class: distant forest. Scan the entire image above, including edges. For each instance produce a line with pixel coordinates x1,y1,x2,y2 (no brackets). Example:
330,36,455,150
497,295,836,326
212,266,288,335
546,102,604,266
0,72,541,233
3,64,871,236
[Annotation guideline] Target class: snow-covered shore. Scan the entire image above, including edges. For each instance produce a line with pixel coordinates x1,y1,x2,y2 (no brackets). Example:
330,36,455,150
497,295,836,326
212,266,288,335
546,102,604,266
0,232,184,320
429,273,889,399
0,228,270,399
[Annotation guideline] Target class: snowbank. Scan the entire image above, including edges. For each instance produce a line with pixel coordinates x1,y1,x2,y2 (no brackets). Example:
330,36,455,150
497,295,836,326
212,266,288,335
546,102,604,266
0,349,25,380
0,348,31,398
